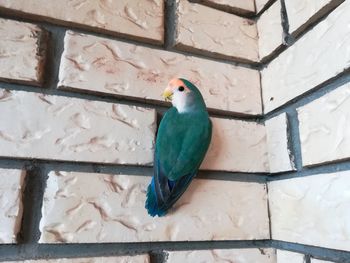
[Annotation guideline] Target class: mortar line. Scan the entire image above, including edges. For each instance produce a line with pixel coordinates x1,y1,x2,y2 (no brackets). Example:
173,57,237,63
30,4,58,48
270,240,350,263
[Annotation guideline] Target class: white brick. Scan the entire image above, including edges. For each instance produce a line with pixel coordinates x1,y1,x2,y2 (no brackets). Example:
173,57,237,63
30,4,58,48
311,259,334,263
0,18,46,85
201,0,256,14
59,31,262,115
0,89,156,165
255,0,271,13
0,0,163,44
167,248,276,263
258,1,283,59
261,0,350,113
39,171,269,243
277,250,305,263
175,0,258,62
298,83,350,166
265,113,295,173
2,255,150,263
0,168,25,243
202,118,269,173
269,171,350,251
285,0,343,36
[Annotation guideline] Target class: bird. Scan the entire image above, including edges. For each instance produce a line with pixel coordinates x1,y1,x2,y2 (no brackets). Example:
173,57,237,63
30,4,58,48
145,78,212,217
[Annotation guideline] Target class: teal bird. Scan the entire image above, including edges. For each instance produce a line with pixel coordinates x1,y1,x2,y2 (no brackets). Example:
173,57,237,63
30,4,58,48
145,78,212,217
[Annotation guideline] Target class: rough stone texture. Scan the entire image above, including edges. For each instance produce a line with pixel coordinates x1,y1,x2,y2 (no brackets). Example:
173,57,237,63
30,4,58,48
269,171,350,251
261,0,350,113
175,0,259,63
285,0,344,36
200,0,256,14
0,18,46,85
255,0,271,13
258,0,283,59
0,89,156,165
201,118,269,173
298,83,350,166
0,168,26,243
39,171,269,243
265,113,295,173
167,248,276,263
2,255,150,263
0,0,164,44
59,31,262,115
277,250,305,263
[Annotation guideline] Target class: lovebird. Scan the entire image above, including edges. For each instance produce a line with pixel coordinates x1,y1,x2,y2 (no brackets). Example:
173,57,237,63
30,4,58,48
145,78,212,217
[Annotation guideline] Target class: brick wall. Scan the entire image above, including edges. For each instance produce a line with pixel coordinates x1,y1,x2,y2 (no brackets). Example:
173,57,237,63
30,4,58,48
0,0,349,262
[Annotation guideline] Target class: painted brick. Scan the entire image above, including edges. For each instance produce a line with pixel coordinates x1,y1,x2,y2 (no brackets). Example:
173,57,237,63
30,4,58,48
298,83,350,166
0,89,156,165
258,0,283,59
2,255,150,263
269,171,350,251
167,248,276,263
59,31,262,115
285,0,344,36
265,113,295,173
311,259,334,263
277,250,305,263
261,0,350,113
39,171,269,243
202,118,269,173
199,0,256,14
175,0,259,63
255,0,271,13
0,168,25,243
0,0,163,44
0,18,46,85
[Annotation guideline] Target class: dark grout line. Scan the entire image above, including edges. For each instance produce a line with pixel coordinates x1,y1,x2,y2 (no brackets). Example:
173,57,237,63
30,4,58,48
189,0,256,18
256,0,278,18
267,158,350,181
164,0,177,50
271,240,350,263
0,157,268,183
280,0,294,46
0,240,271,261
285,110,303,171
18,165,47,244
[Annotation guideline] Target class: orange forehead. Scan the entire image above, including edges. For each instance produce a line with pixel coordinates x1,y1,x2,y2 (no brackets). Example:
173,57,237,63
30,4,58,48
168,78,185,89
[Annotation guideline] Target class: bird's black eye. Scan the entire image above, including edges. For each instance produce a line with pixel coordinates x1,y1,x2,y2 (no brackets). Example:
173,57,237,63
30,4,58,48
178,86,185,92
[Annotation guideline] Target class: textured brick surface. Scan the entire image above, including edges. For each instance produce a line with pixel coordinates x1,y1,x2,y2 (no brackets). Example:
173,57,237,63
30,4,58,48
261,0,350,113
298,83,350,166
0,18,46,85
285,0,344,35
269,171,350,251
175,0,258,62
39,171,269,243
258,0,283,59
202,118,269,173
201,0,256,13
0,0,163,44
311,259,334,263
265,113,295,173
277,250,305,263
167,248,276,263
59,31,262,115
0,168,25,243
255,0,271,13
2,255,150,263
0,89,156,165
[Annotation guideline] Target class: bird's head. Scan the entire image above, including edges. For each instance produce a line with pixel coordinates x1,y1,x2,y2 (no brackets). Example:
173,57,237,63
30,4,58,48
162,78,207,113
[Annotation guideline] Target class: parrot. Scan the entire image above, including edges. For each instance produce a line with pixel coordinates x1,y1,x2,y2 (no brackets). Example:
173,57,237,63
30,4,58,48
145,78,212,217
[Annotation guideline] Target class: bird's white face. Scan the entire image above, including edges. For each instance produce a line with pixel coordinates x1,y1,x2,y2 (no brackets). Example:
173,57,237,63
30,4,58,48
163,78,192,113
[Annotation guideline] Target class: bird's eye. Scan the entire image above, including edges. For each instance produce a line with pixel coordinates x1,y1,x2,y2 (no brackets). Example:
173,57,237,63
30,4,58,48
178,86,185,92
